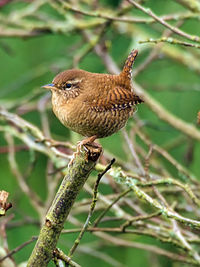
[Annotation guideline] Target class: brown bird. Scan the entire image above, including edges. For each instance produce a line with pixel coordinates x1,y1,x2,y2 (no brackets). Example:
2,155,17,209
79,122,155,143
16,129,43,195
43,49,143,146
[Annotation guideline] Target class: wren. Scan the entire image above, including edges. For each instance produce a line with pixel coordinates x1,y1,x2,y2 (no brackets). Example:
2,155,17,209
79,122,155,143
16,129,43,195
43,49,143,145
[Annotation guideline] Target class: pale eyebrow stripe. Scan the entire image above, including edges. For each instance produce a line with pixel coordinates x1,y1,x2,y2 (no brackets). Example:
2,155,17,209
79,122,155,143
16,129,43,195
66,79,83,84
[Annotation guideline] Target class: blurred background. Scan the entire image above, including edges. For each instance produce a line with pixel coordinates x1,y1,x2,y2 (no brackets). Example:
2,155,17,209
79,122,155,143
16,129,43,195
0,0,200,266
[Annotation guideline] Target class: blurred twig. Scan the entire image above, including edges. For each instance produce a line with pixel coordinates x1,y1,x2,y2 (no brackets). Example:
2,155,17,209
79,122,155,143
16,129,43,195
140,37,200,49
0,236,37,263
68,159,115,258
128,0,200,43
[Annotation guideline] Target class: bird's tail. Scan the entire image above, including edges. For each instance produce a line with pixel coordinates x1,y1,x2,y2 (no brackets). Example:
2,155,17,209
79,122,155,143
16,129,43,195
121,49,138,79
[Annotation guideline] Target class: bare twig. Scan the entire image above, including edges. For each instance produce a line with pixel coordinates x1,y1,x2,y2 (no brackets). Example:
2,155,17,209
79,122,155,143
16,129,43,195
93,188,131,227
68,159,115,257
140,37,200,49
5,132,45,217
0,236,37,263
54,248,82,267
128,0,200,43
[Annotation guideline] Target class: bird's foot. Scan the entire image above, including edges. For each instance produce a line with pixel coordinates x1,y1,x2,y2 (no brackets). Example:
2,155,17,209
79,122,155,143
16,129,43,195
77,135,101,151
68,136,101,166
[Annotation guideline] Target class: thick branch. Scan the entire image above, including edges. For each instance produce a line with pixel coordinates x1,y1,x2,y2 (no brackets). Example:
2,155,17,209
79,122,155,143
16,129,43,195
27,144,102,267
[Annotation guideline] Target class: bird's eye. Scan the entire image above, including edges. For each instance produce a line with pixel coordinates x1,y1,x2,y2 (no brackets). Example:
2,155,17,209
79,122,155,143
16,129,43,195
65,83,72,89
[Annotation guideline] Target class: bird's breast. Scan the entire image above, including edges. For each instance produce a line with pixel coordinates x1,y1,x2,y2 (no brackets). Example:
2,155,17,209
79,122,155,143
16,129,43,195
51,91,136,137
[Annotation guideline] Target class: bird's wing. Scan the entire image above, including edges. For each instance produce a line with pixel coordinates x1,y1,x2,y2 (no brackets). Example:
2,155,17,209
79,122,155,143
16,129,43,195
84,86,143,112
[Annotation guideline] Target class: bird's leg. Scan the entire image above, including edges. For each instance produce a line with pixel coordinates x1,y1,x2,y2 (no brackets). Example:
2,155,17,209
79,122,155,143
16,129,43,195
77,135,101,149
68,135,101,166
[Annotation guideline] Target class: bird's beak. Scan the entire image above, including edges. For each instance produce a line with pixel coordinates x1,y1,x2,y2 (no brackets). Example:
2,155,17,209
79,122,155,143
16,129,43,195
42,83,55,90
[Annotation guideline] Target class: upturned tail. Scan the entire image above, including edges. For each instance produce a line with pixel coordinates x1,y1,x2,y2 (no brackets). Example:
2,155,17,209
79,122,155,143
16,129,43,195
121,49,138,79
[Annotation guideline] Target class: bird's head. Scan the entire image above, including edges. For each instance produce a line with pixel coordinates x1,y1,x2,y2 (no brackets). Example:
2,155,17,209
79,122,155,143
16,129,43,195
43,69,88,99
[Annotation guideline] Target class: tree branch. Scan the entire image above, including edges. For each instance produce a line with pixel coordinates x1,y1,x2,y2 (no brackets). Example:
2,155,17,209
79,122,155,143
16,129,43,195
27,144,102,267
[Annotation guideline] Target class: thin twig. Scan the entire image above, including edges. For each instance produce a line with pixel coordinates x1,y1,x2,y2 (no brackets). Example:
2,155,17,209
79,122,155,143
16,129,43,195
128,0,200,43
5,132,45,217
68,159,115,257
0,236,37,263
121,211,161,231
93,188,131,227
54,248,82,267
122,130,145,177
140,37,200,49
57,1,197,24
